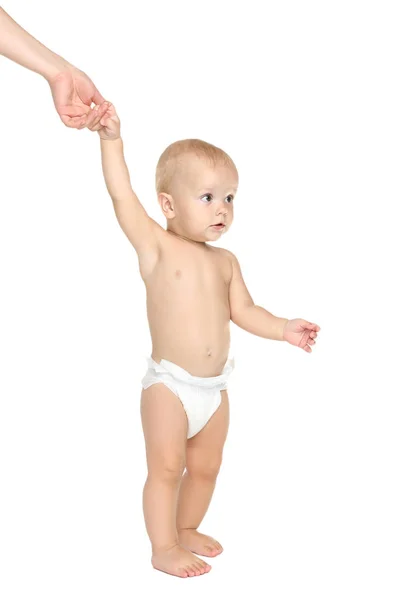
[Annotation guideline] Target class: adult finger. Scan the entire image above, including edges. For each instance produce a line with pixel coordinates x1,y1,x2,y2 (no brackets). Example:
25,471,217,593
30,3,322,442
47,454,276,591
60,114,87,128
86,102,109,130
58,105,89,119
80,102,106,130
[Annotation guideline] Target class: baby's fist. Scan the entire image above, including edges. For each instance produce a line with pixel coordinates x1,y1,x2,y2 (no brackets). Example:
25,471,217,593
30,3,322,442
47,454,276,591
89,102,120,140
282,318,320,353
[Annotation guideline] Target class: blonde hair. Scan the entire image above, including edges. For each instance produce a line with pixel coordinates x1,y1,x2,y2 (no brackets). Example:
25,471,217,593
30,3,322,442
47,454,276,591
155,138,238,197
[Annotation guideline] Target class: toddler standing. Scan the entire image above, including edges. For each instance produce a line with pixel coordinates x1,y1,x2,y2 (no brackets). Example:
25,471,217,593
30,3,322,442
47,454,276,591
88,101,320,578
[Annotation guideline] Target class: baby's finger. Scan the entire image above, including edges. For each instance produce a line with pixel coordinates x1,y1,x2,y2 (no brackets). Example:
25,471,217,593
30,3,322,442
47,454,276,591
93,104,110,128
85,108,101,129
87,102,109,129
88,121,103,132
299,329,310,348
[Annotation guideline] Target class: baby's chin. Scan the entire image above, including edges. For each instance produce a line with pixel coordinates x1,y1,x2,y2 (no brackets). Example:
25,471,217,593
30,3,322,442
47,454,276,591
171,224,227,243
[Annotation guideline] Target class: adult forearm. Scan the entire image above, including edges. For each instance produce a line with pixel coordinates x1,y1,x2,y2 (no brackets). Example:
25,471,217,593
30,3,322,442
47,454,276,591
0,7,69,80
233,305,289,341
100,137,135,200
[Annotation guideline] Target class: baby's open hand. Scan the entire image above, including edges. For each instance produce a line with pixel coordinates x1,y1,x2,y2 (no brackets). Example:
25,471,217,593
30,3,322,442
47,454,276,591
88,101,120,140
283,319,320,353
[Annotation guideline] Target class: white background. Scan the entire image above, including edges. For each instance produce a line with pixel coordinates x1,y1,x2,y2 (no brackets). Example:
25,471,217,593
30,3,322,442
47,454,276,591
0,1,399,598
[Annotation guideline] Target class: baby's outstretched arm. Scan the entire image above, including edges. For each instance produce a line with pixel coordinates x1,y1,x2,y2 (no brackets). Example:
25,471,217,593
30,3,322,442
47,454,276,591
91,103,161,259
226,250,320,352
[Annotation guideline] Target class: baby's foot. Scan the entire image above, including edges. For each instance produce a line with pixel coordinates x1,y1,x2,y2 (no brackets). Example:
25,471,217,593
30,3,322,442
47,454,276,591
151,543,211,577
178,528,223,557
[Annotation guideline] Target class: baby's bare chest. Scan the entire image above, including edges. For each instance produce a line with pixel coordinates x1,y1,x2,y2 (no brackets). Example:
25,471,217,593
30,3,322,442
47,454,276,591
143,245,232,314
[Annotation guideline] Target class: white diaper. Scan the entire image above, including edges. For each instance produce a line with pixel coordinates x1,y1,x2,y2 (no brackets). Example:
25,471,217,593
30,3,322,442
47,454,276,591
141,356,235,438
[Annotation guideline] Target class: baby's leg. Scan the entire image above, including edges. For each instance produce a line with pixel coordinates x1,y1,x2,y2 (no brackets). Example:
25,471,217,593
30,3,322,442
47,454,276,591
177,389,229,557
140,383,211,577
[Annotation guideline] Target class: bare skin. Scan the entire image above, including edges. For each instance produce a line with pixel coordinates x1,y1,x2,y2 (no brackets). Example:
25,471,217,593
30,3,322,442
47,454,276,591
0,7,107,129
141,383,213,577
139,232,233,576
139,188,234,576
143,230,233,374
177,389,229,558
93,106,320,577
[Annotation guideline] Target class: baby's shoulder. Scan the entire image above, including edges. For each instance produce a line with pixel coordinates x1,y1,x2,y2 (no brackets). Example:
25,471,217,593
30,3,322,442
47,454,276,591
209,246,236,282
212,246,236,263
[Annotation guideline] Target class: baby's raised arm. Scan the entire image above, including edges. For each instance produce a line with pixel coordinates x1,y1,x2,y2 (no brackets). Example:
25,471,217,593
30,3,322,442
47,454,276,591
94,103,162,264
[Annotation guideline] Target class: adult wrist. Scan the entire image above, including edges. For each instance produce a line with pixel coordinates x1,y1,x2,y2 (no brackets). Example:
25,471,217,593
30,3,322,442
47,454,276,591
43,52,73,82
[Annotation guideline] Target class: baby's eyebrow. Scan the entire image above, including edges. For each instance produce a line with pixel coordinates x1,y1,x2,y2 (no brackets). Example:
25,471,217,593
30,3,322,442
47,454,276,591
197,186,238,193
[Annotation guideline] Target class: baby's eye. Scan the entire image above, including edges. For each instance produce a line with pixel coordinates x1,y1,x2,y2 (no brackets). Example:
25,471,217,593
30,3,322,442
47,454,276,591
200,194,234,203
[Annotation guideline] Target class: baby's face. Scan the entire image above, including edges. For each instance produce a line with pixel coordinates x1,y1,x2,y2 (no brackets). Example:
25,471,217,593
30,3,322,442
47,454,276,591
164,156,238,243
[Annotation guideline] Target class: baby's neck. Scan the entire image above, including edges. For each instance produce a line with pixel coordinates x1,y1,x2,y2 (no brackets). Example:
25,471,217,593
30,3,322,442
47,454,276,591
167,229,207,247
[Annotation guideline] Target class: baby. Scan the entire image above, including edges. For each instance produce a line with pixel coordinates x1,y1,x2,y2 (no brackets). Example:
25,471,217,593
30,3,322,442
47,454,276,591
89,101,320,578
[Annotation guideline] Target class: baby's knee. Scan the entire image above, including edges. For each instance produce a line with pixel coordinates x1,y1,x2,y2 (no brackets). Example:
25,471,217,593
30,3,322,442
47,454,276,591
147,457,185,484
186,454,222,481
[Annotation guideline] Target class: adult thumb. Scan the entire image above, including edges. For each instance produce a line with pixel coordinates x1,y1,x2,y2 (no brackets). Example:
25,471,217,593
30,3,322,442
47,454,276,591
92,87,106,105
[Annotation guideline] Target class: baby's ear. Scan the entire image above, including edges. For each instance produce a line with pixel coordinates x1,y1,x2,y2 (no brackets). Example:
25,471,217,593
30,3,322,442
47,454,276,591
158,193,175,218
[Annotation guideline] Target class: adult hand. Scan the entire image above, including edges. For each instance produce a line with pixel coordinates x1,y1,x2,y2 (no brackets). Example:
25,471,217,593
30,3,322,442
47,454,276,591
48,65,109,130
0,8,109,130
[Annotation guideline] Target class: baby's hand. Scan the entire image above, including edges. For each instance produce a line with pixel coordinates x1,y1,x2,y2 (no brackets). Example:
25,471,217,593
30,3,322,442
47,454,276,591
283,319,320,353
88,101,120,140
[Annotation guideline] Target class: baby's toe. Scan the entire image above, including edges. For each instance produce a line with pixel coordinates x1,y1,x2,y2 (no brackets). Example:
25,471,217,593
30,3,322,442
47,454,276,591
195,561,205,574
200,558,211,571
191,562,201,575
